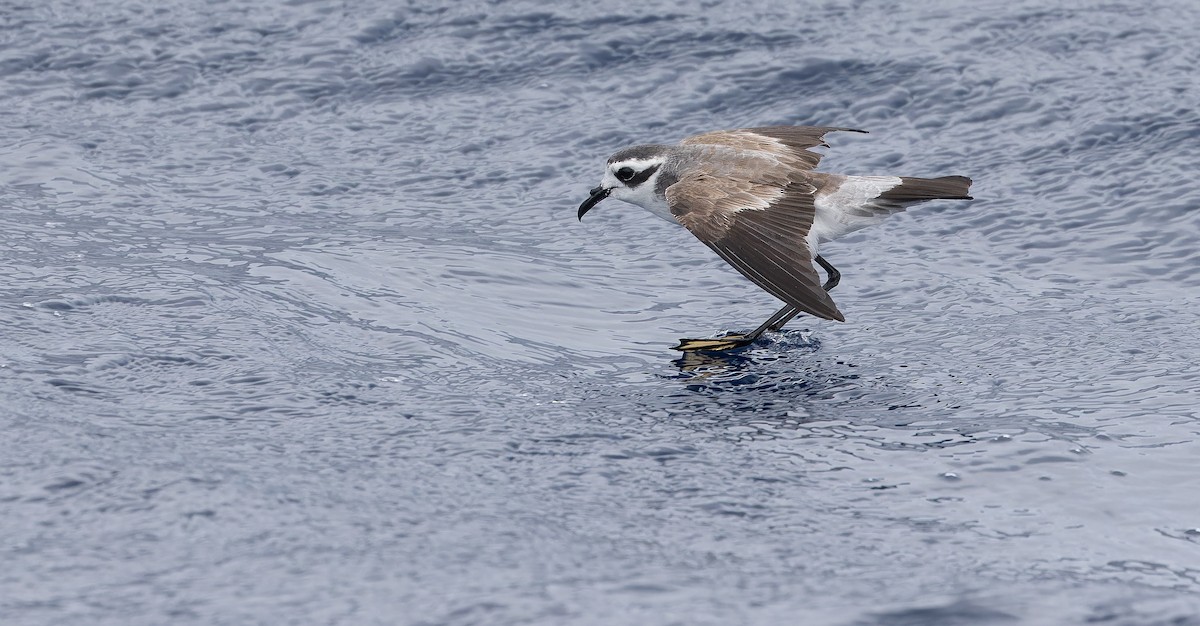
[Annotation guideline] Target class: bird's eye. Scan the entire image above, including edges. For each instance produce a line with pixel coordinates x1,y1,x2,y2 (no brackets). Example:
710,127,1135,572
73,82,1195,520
615,167,635,182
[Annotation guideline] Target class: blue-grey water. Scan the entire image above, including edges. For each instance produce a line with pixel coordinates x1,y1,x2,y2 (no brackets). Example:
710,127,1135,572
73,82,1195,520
3,0,1199,624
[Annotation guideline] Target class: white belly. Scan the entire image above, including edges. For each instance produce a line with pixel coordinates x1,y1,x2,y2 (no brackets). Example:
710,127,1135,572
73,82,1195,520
807,175,903,253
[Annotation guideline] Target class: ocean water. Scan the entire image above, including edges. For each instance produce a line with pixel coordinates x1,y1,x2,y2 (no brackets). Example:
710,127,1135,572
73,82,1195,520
2,0,1199,624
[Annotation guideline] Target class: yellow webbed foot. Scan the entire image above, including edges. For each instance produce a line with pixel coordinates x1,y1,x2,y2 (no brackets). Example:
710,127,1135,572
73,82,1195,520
672,334,756,352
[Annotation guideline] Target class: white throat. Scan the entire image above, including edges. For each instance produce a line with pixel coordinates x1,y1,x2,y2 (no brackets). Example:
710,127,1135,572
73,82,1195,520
613,181,672,222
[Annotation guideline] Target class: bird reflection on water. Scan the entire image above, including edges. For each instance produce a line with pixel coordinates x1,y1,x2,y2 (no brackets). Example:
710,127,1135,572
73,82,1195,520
660,330,874,423
669,329,823,377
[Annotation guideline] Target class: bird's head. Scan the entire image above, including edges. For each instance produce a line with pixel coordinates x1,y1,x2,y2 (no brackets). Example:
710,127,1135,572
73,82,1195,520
577,145,673,220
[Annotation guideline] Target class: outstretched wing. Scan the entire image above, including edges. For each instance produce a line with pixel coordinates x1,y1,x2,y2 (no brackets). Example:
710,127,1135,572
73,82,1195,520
666,173,844,322
681,126,866,171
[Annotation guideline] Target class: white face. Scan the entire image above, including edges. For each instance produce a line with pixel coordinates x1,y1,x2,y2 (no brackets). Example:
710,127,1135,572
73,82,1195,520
601,157,668,212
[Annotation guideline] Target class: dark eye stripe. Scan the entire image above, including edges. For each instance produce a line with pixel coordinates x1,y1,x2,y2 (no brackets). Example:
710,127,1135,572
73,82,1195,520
625,164,660,188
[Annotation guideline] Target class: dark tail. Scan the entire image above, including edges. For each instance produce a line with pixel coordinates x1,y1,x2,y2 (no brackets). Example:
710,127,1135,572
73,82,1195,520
880,175,973,202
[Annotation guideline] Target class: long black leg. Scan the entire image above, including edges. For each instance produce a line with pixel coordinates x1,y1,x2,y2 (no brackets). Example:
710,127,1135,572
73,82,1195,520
674,306,791,351
745,303,797,340
815,254,840,291
766,255,840,331
673,255,841,351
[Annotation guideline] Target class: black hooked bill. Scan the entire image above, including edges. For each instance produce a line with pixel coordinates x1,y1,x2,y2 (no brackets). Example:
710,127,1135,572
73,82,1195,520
577,186,610,220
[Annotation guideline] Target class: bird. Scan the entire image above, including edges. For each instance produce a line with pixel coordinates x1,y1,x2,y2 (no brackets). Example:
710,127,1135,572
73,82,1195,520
576,125,973,352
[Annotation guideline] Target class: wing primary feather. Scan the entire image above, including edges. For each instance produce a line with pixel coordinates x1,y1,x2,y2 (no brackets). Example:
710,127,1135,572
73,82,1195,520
663,128,856,322
707,214,843,321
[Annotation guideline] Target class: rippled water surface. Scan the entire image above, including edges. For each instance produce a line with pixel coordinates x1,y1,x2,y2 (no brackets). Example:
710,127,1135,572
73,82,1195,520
3,0,1200,624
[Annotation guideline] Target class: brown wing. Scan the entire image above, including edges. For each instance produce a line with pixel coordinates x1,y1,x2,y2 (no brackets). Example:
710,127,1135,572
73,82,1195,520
681,126,866,171
666,175,845,322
